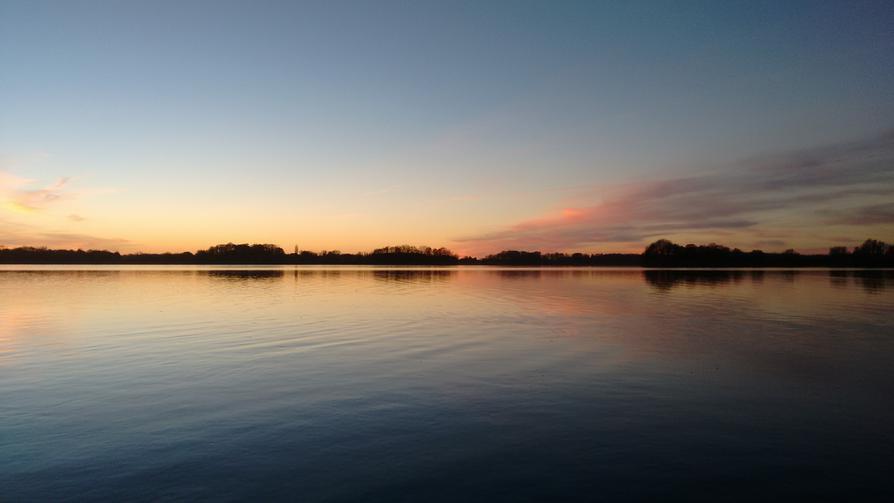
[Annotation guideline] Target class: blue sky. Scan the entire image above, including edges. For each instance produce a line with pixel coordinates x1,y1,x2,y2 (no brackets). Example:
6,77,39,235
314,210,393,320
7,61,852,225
1,0,893,253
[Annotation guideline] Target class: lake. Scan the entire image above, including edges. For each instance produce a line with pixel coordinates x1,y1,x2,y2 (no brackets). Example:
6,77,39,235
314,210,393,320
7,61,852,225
1,266,892,501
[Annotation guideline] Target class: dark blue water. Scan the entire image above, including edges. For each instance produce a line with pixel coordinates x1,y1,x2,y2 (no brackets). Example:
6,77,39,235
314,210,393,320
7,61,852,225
1,267,893,501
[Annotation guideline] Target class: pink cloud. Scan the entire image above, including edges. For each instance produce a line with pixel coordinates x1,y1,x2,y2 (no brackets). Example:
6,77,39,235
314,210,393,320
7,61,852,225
455,129,894,254
1,173,73,213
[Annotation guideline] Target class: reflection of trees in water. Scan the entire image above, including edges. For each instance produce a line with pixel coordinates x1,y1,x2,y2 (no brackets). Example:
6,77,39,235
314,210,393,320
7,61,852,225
779,270,798,283
295,270,345,280
749,270,765,284
489,270,637,280
642,270,750,290
644,269,892,293
0,270,125,280
826,270,893,293
492,270,543,280
206,270,285,280
286,269,457,284
371,270,454,284
828,270,850,289
857,275,886,293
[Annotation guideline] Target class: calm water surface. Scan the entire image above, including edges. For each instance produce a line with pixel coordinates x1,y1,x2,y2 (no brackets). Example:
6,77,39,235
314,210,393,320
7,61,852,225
1,267,893,501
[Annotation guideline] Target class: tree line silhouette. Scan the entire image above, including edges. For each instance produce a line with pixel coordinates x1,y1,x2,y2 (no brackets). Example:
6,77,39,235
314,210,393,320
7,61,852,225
0,239,891,267
641,238,894,267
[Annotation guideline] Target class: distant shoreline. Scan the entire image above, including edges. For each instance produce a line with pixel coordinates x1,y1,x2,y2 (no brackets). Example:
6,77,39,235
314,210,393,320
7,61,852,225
1,239,891,268
2,265,893,271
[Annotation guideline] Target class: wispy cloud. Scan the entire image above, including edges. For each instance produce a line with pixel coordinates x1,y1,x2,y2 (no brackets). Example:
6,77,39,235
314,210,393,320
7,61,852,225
36,231,129,250
0,168,128,249
823,202,894,225
0,173,73,213
0,217,129,250
455,130,894,253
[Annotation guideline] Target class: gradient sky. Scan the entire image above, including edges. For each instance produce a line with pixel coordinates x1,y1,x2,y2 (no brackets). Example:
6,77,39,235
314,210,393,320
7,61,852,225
1,0,893,255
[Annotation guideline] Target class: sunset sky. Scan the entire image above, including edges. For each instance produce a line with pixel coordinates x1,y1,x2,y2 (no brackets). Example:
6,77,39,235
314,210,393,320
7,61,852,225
1,0,893,255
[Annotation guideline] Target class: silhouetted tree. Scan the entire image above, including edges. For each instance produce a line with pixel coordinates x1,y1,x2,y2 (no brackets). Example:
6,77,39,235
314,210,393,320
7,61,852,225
640,238,894,268
644,239,680,257
481,251,542,266
195,243,286,264
854,239,888,256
